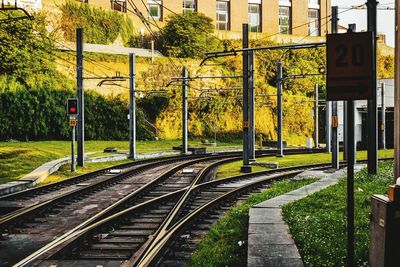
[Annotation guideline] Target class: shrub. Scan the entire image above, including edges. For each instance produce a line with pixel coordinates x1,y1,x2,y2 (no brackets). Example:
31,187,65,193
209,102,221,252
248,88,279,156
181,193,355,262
0,88,154,141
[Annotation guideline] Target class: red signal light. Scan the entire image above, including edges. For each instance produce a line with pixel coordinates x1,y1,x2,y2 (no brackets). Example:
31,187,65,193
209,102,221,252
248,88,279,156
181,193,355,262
67,98,78,116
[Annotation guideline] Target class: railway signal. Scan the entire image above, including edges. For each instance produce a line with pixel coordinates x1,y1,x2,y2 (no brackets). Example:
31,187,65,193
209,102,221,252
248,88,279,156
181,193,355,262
67,98,78,116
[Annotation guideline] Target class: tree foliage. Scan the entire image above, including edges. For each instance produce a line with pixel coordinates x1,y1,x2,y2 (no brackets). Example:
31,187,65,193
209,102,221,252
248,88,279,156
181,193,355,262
160,12,222,58
0,12,55,83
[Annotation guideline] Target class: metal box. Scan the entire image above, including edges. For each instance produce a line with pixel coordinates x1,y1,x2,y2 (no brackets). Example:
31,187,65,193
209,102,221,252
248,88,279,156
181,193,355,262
370,194,400,267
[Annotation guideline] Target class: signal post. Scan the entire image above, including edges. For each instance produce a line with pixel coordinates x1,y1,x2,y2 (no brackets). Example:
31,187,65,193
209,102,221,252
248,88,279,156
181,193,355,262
67,98,78,172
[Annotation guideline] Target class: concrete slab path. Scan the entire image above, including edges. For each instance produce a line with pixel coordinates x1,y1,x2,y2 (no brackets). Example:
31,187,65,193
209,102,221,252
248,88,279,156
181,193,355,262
247,164,366,267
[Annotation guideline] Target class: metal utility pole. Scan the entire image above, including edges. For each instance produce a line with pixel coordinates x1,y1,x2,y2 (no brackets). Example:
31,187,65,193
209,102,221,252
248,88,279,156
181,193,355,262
326,101,332,153
182,66,188,155
241,24,251,172
249,50,256,162
276,61,284,157
314,84,319,148
76,28,84,167
367,0,378,174
395,0,400,181
129,53,136,159
347,100,356,267
331,6,339,169
380,82,386,149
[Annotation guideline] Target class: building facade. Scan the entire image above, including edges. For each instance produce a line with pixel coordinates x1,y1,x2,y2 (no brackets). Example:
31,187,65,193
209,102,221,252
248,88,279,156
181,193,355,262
36,0,331,37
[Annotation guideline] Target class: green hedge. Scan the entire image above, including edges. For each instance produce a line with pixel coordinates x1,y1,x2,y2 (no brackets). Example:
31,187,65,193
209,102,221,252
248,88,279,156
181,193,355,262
60,1,134,45
0,88,154,141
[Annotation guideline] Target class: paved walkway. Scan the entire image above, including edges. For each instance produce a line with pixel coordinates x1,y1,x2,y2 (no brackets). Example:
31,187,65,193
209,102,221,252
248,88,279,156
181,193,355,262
247,165,366,267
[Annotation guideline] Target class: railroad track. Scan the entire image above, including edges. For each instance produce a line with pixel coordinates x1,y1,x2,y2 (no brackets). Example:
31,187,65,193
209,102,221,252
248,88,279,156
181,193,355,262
17,161,334,267
0,154,210,216
0,153,245,266
0,148,324,266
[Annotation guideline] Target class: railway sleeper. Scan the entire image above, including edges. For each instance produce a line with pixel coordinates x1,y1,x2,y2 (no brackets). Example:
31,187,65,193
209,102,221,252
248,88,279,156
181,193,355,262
96,236,147,243
127,217,164,223
119,223,159,230
159,259,187,267
78,249,132,260
88,243,141,250
136,213,167,218
111,229,154,236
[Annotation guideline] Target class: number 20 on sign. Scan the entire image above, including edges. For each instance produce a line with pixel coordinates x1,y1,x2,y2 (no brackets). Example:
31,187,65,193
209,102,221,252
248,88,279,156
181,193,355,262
326,32,374,101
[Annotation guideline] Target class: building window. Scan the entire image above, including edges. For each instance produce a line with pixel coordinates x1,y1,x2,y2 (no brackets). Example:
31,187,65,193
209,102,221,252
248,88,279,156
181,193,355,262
308,9,320,36
76,0,89,3
183,0,196,13
148,1,162,20
111,0,126,12
216,1,229,31
279,6,291,34
248,4,261,32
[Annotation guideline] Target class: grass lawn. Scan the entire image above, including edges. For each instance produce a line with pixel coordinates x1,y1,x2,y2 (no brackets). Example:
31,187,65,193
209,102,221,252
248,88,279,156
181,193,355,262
0,139,243,185
216,150,394,179
282,160,394,266
188,177,318,267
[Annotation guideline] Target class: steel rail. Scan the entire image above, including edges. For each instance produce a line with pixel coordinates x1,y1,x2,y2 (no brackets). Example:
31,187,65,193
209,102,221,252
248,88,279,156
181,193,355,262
135,164,332,266
0,148,322,219
0,155,229,231
3,153,261,266
17,161,334,266
0,153,207,203
139,159,394,266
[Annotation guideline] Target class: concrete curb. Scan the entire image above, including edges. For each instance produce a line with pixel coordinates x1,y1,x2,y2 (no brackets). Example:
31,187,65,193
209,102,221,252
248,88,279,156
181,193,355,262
0,151,180,196
247,165,366,267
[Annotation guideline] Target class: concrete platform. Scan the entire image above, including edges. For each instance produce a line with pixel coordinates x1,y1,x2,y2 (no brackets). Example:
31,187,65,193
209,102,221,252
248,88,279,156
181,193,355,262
247,164,366,267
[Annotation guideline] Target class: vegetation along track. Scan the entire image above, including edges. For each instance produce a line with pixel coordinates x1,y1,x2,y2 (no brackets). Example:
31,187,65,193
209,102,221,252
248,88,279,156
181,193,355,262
17,160,333,267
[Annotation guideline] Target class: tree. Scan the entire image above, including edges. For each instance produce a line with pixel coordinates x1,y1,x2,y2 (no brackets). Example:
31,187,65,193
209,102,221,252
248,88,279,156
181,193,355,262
160,12,221,58
0,12,55,80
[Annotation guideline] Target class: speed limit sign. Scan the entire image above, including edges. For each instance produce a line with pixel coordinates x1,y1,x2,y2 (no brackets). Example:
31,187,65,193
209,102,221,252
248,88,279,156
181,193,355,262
326,32,374,101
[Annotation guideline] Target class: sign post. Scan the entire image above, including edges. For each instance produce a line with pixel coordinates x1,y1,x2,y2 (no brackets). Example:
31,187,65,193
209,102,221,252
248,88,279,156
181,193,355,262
327,31,374,267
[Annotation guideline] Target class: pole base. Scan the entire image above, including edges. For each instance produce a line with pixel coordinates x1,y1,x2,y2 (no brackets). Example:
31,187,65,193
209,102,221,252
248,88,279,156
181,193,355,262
276,154,284,158
241,165,252,173
249,159,256,163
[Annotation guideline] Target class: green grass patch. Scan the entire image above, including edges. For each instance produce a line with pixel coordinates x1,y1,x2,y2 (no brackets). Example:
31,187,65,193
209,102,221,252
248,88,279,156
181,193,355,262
282,161,394,266
188,177,318,267
216,150,394,179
